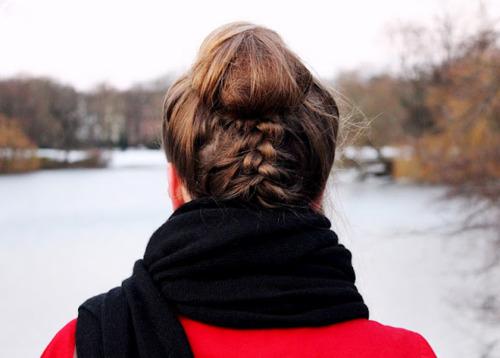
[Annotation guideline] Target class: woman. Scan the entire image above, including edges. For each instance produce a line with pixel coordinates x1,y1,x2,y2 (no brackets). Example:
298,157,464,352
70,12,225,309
42,22,436,358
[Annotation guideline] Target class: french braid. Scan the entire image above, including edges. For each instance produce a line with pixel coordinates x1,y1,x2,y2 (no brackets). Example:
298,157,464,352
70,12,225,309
162,22,339,210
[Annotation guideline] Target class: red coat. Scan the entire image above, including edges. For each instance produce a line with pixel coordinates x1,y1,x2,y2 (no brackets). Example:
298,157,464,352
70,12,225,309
42,316,437,357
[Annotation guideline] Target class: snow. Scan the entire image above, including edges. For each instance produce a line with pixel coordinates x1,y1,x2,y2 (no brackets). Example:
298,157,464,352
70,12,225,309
0,149,497,358
341,145,412,161
37,149,89,163
107,148,166,168
37,148,166,167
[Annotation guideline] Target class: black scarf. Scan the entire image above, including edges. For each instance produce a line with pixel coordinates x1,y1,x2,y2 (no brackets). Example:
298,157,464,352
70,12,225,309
76,197,369,358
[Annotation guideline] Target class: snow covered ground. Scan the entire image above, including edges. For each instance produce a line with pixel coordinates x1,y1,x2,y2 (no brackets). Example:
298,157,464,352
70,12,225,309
0,149,497,357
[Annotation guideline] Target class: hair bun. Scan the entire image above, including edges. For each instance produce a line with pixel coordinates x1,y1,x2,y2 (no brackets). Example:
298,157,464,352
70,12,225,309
190,22,313,117
163,21,339,209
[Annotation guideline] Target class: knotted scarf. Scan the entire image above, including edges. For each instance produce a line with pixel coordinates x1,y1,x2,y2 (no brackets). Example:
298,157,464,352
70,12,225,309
76,197,369,357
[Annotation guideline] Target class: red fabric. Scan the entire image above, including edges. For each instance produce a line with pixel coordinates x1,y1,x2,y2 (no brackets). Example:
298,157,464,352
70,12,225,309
42,317,436,357
42,319,77,358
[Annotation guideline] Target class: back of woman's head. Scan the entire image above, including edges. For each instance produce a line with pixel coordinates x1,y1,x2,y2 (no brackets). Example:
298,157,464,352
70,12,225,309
162,21,339,209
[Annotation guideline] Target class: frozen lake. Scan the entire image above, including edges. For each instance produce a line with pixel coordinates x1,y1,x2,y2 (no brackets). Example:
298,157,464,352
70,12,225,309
0,149,496,357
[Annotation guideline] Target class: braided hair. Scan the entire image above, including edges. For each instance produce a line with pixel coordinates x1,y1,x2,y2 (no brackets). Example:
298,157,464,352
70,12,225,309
162,21,339,209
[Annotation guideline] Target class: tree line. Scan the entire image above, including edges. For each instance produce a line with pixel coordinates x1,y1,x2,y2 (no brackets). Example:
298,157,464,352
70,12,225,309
334,11,499,232
0,76,172,152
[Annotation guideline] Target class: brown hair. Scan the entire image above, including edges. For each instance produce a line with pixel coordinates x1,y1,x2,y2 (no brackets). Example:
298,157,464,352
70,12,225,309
162,21,339,209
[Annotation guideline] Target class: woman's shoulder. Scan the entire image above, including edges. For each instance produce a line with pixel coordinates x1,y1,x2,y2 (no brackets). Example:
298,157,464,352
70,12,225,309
41,317,436,358
336,319,433,342
179,316,437,358
41,319,77,358
335,319,436,356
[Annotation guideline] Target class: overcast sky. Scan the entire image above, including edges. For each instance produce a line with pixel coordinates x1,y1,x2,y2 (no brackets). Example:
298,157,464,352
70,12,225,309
0,0,497,90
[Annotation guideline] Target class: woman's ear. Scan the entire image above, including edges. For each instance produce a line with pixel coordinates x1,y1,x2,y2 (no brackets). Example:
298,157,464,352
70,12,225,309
310,190,324,213
167,162,190,210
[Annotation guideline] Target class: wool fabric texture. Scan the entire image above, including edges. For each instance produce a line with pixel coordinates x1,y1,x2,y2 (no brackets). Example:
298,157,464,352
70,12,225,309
75,197,369,358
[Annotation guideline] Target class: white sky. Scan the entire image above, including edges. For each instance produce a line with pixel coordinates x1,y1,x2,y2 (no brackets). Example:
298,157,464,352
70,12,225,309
0,0,497,90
